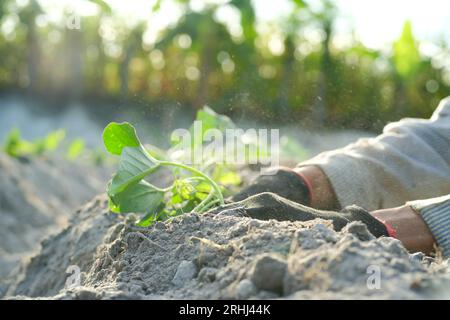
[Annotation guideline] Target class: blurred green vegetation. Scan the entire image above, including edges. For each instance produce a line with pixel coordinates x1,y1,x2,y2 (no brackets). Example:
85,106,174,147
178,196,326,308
0,0,449,130
3,128,66,158
2,127,113,165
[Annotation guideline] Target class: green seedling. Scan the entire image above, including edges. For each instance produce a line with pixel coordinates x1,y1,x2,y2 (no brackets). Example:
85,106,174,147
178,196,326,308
103,106,273,226
103,121,225,227
3,128,66,158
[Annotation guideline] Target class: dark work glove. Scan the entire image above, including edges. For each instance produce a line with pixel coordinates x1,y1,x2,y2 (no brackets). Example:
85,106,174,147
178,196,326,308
212,192,388,238
232,167,310,205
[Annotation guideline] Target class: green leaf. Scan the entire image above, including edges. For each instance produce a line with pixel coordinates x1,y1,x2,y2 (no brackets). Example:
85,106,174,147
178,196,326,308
103,122,141,155
170,193,184,204
173,179,196,200
170,106,237,164
137,212,159,227
195,181,212,194
195,105,236,134
104,122,165,215
108,146,159,197
109,181,164,213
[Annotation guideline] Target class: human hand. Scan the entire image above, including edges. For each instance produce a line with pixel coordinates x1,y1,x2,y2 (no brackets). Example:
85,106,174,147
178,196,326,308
214,192,389,237
231,167,311,205
372,205,435,254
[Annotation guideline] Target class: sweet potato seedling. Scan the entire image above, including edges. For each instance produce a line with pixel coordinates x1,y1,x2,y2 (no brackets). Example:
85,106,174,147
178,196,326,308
103,112,234,226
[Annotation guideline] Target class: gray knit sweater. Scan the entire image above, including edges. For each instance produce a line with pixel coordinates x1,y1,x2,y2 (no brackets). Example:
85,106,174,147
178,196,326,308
301,97,450,258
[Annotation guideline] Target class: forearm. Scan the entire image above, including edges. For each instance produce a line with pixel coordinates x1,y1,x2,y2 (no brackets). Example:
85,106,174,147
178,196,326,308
235,164,447,257
296,97,450,211
293,166,445,256
293,166,339,210
371,205,436,255
407,195,450,258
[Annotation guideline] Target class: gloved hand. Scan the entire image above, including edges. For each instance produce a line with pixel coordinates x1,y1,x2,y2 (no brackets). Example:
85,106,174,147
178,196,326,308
211,192,388,237
232,167,311,205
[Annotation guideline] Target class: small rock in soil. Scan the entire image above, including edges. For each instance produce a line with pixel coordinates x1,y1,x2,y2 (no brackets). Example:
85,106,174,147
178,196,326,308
251,254,287,294
172,260,197,287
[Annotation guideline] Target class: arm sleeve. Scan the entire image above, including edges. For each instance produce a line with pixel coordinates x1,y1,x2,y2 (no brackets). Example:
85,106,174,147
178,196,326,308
298,97,450,211
407,195,450,258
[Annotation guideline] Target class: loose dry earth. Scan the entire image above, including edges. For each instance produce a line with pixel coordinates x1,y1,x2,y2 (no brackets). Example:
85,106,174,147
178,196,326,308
1,152,449,300
4,194,450,300
0,153,110,295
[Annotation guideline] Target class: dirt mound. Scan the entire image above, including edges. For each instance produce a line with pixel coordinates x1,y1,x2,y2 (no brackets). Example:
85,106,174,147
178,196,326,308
5,194,450,299
0,153,110,294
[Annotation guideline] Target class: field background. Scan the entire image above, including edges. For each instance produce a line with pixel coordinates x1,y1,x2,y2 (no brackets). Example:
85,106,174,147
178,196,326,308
0,0,449,150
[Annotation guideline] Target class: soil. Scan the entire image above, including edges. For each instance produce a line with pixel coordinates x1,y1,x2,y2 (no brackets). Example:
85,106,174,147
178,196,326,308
0,153,110,295
1,124,449,300
4,193,450,300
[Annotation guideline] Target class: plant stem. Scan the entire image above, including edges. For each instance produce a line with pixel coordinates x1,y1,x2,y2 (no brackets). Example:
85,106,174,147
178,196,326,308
159,160,224,205
156,185,173,193
193,190,215,213
198,198,221,213
183,176,206,183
